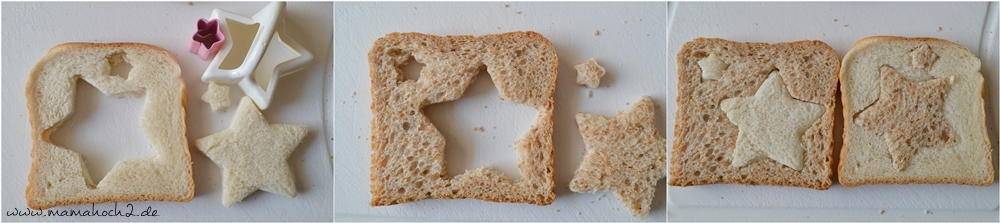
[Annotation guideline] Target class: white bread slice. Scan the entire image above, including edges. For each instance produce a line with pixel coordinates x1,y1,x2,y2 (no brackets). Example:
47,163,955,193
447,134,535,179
839,36,994,186
670,38,839,190
368,31,557,206
25,43,193,209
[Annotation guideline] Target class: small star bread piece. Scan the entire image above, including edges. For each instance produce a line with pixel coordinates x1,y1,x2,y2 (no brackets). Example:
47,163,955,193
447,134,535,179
720,71,823,170
570,96,666,218
196,96,308,206
697,53,728,80
854,65,954,171
909,44,938,71
575,58,606,88
201,82,230,112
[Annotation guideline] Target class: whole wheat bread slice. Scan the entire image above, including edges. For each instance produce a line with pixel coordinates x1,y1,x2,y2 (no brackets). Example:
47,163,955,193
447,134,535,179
670,38,839,190
839,36,994,186
368,31,558,206
25,43,193,209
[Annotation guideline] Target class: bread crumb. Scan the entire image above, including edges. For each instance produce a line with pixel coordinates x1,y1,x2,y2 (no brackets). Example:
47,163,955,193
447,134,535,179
187,2,192,6
594,30,600,36
351,91,356,97
556,209,561,212
484,105,488,109
330,137,334,141
474,126,484,132
588,90,593,98
880,209,884,214
516,11,521,14
505,4,509,8
937,26,942,32
843,24,849,27
834,19,838,22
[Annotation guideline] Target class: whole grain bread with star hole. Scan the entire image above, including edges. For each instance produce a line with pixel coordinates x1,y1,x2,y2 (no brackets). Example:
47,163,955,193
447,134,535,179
670,38,839,190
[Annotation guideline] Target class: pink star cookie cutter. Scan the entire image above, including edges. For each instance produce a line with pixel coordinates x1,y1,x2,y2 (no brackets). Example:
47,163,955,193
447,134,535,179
190,18,225,60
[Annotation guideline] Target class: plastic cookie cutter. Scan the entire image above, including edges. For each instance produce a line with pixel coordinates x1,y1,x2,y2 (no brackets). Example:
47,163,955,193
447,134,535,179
190,18,225,60
201,1,312,110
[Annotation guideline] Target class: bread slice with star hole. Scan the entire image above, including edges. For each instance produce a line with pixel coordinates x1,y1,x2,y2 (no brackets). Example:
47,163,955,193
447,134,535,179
670,38,839,190
25,43,193,209
368,31,558,206
839,36,994,186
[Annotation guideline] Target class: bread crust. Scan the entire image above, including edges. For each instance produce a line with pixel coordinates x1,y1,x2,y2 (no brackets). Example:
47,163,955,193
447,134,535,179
25,42,193,209
670,38,839,190
368,32,557,206
838,36,994,186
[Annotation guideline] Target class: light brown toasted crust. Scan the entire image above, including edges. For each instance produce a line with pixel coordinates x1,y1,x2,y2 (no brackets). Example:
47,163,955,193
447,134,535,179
670,38,839,190
838,36,994,186
368,32,557,206
25,42,193,209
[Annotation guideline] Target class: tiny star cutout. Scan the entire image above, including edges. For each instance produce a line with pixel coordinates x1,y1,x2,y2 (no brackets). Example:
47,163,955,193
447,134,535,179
698,53,728,81
570,96,666,218
575,58,606,88
720,71,823,170
909,44,938,71
196,96,308,206
201,82,230,112
854,65,954,171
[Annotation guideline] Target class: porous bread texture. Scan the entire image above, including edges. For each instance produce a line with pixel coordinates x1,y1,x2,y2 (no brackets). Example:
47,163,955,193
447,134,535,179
839,36,994,186
575,58,605,88
570,96,666,218
368,31,557,206
670,38,839,190
25,43,193,209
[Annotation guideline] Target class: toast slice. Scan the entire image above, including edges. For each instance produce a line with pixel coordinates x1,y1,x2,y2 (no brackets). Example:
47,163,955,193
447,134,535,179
368,31,557,206
839,36,994,186
25,43,193,209
670,38,839,190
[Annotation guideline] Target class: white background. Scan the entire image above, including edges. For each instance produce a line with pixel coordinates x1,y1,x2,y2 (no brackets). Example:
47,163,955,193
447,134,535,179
668,2,1000,221
334,2,666,221
1,2,333,221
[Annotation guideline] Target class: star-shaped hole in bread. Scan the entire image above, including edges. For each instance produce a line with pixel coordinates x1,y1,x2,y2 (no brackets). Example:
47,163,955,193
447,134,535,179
196,96,308,206
854,65,955,171
720,71,823,170
570,96,666,218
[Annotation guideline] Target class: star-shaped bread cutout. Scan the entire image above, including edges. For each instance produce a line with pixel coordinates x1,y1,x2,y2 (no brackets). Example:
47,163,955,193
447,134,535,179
570,96,666,218
720,71,823,170
575,58,606,88
201,82,231,112
698,53,728,80
196,96,308,206
909,44,938,71
854,65,954,171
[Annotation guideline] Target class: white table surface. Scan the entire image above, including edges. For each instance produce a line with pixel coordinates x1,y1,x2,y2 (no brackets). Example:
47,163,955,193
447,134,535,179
334,2,666,221
667,2,1000,222
1,2,333,221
